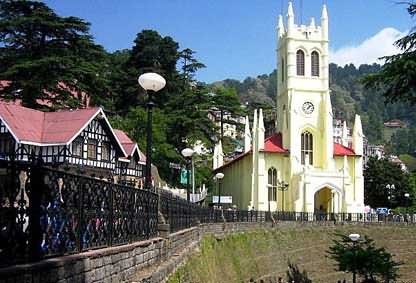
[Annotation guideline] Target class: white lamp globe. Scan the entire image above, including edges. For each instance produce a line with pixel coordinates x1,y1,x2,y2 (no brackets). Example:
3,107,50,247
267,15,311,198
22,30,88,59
138,72,166,92
349,233,360,242
181,148,194,158
215,172,224,180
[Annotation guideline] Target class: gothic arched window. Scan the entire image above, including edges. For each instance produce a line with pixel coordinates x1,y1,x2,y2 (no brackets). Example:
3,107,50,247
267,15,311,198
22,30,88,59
311,51,320,77
301,131,313,165
268,167,278,201
281,57,285,82
296,50,305,76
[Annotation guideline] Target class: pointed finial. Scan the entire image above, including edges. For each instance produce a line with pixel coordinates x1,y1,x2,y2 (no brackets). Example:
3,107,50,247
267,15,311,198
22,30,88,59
288,1,294,17
278,14,285,36
244,115,251,153
253,109,258,133
310,17,316,28
353,114,363,136
258,109,265,131
342,121,348,147
352,114,363,155
321,4,328,20
287,1,294,28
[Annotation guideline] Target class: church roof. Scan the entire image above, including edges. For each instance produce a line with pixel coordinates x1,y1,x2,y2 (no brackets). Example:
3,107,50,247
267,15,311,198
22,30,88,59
261,133,288,153
333,143,356,156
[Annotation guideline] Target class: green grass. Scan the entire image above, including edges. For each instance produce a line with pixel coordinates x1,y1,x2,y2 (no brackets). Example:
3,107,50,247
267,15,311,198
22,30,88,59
167,225,416,283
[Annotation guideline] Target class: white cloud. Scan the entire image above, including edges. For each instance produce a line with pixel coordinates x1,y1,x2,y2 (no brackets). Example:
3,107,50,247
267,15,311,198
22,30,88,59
330,27,407,66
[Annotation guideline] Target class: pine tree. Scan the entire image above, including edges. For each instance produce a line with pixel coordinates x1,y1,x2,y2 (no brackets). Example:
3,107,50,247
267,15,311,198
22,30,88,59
0,0,108,109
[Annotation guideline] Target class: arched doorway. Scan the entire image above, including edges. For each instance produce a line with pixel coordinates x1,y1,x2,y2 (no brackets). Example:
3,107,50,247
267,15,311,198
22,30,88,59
314,187,335,213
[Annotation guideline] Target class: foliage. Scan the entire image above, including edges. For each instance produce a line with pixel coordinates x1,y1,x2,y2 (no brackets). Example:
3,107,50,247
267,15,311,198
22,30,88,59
286,261,312,283
106,29,242,188
0,0,108,109
398,154,416,172
327,233,401,282
390,127,416,157
364,157,413,208
363,3,416,105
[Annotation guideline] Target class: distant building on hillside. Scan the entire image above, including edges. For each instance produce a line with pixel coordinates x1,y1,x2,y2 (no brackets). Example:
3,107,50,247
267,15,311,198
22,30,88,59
384,119,405,128
363,138,385,166
207,108,246,139
388,155,408,172
333,118,352,147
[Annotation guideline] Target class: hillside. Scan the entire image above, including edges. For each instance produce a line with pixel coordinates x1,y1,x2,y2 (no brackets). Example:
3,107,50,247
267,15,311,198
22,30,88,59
211,63,416,153
168,225,416,283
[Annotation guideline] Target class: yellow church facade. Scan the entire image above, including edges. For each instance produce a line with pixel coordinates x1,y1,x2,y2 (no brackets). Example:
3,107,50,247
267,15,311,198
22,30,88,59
213,3,365,214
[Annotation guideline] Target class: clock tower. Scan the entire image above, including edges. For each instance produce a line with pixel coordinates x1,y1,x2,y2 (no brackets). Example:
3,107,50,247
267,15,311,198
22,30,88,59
276,2,333,174
212,1,364,214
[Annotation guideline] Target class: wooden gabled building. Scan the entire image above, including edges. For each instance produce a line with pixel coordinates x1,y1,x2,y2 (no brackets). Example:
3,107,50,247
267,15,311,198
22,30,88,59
0,102,148,181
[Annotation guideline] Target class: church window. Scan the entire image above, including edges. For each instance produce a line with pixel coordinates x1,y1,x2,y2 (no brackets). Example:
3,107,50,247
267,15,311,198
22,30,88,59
301,131,313,165
72,137,83,157
281,57,285,82
268,167,278,201
311,51,320,77
296,50,305,76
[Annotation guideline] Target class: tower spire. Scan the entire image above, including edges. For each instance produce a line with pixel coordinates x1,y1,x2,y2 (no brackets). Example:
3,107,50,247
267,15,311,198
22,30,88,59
278,14,285,37
287,1,294,33
321,3,328,40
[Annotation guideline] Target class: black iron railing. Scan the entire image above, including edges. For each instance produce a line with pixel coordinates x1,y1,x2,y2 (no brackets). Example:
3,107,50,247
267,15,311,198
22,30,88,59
2,159,416,267
0,159,158,267
271,211,416,223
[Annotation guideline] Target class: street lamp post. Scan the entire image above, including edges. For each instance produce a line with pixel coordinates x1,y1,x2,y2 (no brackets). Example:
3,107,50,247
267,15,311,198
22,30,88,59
386,184,395,207
404,193,410,214
138,73,166,191
215,172,225,207
349,233,360,283
277,181,289,212
181,148,195,202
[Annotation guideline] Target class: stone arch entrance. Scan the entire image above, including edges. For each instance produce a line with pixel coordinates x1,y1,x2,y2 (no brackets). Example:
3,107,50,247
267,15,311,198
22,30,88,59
314,186,341,213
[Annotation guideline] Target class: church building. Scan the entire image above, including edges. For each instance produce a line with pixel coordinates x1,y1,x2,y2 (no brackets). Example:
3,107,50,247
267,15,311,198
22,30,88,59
213,3,365,213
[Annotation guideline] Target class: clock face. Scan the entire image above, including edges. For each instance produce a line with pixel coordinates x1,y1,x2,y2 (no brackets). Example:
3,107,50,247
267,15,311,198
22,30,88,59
302,101,314,114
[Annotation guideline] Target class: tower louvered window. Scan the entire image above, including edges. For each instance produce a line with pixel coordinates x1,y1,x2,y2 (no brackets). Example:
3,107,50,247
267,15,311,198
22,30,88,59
311,51,320,77
268,167,277,201
296,50,305,76
301,131,313,165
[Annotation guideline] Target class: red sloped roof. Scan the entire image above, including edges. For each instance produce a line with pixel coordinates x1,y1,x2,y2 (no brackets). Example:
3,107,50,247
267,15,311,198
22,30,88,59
0,101,99,144
42,108,100,143
114,129,135,156
114,129,146,162
0,102,44,142
0,80,10,89
333,143,356,156
261,132,288,153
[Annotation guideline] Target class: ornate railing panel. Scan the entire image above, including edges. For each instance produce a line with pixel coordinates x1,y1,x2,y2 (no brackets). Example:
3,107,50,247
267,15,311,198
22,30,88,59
0,160,31,266
0,160,158,267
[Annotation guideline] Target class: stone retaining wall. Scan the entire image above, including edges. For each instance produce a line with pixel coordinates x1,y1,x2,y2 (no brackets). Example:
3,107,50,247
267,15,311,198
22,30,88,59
1,221,409,283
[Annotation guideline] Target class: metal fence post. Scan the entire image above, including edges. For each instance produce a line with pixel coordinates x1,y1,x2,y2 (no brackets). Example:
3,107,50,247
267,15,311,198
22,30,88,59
28,155,44,262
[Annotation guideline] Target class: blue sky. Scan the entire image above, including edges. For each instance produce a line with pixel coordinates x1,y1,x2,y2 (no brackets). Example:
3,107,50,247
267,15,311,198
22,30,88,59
44,0,413,83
